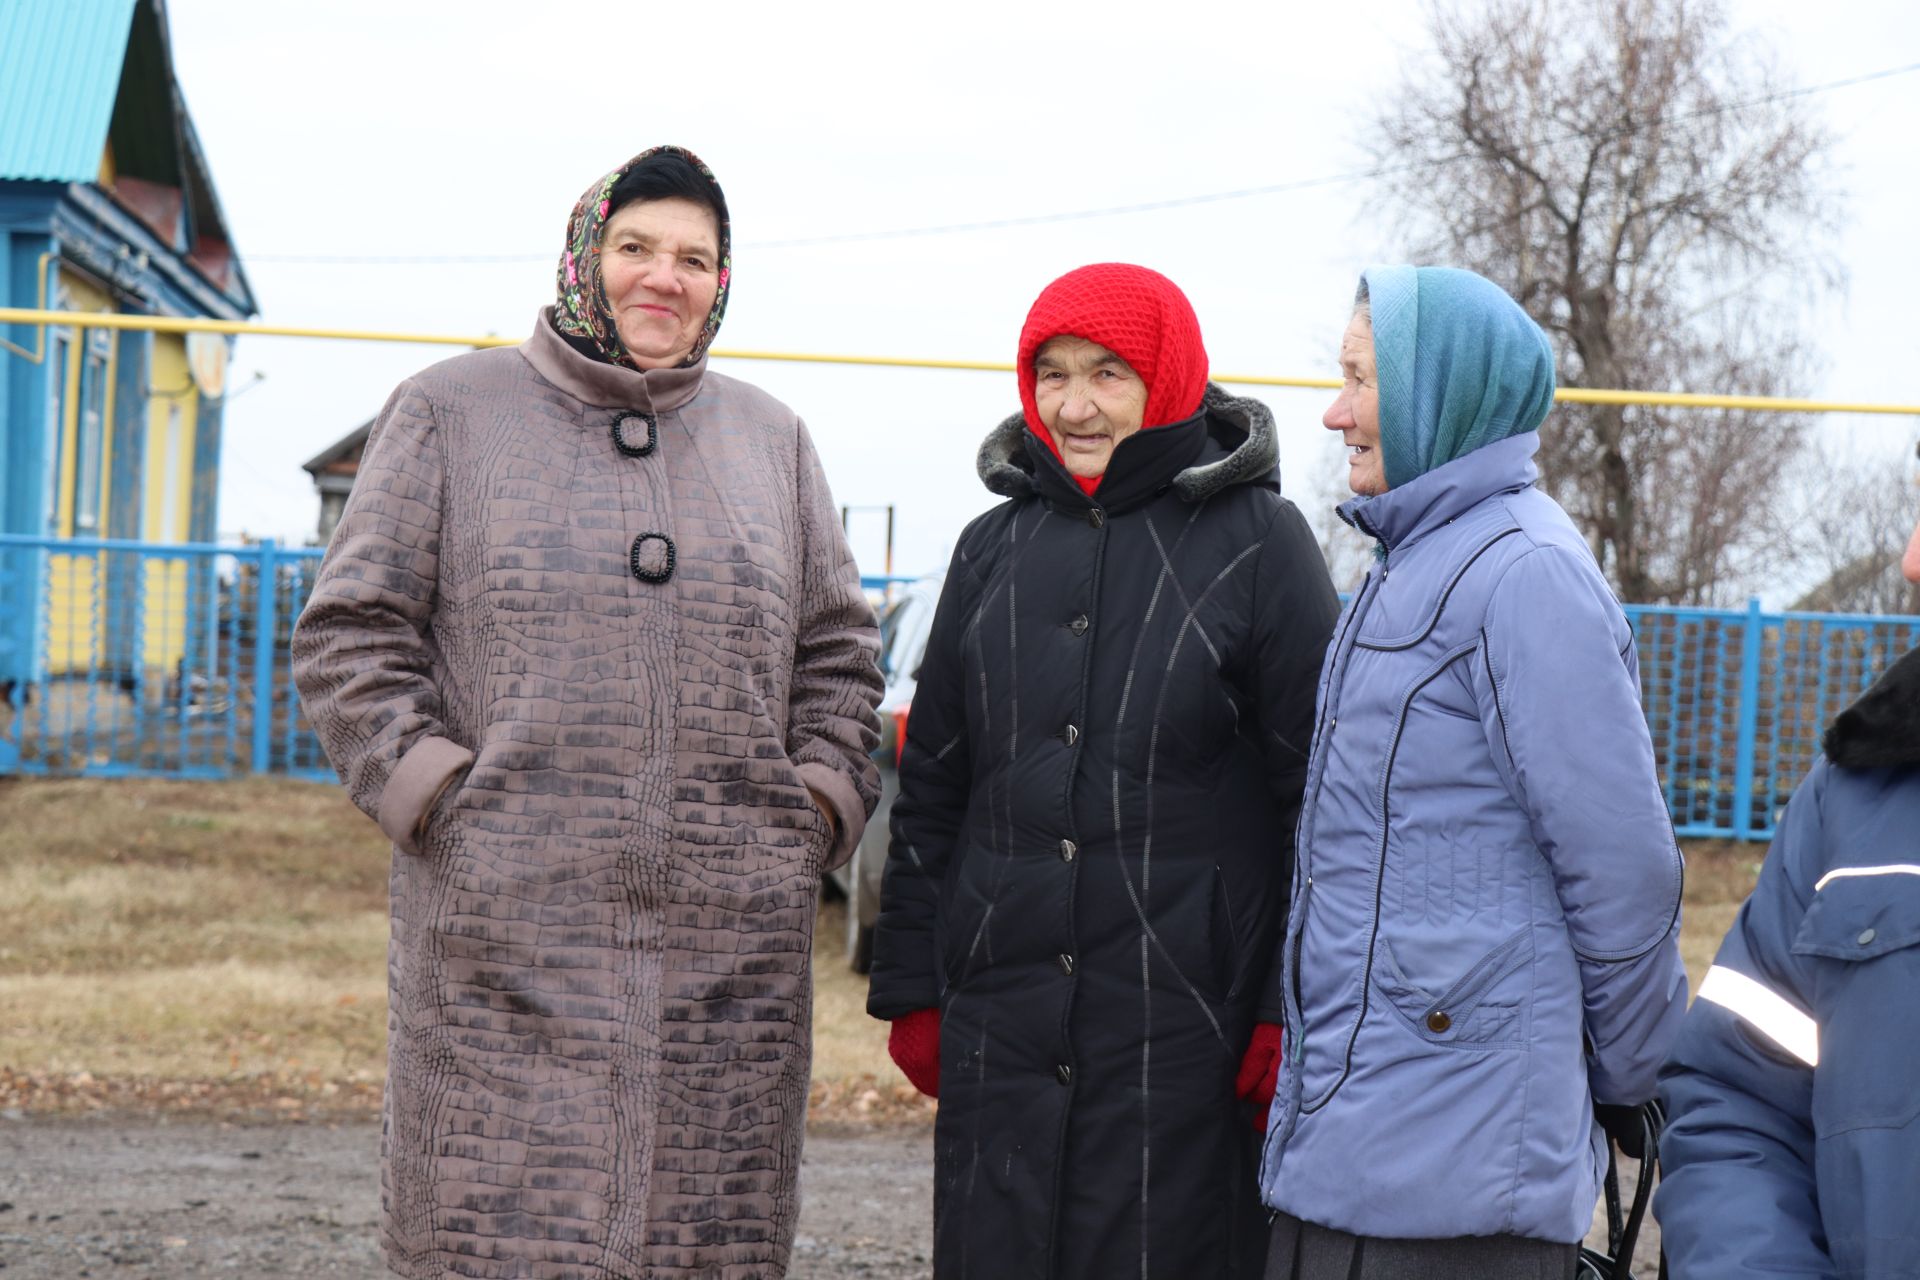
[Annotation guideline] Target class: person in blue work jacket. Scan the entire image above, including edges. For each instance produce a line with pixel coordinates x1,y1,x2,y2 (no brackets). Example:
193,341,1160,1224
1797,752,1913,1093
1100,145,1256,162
1258,266,1691,1279
1656,507,1920,1277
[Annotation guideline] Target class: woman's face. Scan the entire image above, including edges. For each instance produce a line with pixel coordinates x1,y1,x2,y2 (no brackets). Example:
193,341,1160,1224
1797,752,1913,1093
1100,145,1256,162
1033,336,1149,480
1325,311,1386,496
600,196,721,369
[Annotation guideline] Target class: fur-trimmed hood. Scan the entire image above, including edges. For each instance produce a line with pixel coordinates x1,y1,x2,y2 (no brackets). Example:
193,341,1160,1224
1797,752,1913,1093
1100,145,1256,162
1825,645,1920,770
976,383,1278,506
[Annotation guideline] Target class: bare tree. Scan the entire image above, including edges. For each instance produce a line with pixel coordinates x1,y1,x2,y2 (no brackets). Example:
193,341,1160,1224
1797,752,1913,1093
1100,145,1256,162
1307,440,1381,594
1368,0,1841,603
1792,443,1920,615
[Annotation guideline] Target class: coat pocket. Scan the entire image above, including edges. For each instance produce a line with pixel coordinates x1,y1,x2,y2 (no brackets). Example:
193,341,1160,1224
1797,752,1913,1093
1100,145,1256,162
1791,869,1920,1132
1372,924,1534,1049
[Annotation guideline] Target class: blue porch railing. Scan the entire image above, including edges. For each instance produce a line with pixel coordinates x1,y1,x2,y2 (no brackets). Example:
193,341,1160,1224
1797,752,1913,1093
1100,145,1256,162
3,534,1916,840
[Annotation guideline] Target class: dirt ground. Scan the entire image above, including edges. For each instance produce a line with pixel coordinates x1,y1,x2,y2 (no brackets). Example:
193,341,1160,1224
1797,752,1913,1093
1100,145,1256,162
0,1117,1661,1278
0,1117,936,1279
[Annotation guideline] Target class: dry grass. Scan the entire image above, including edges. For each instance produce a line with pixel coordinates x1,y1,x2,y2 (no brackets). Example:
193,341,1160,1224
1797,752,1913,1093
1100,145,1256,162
0,776,1761,1126
1675,839,1767,990
0,776,916,1122
0,777,392,1111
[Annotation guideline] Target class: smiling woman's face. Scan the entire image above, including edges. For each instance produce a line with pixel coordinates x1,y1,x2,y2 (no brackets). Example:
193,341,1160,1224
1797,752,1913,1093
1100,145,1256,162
1325,310,1386,496
1032,335,1149,480
600,196,720,369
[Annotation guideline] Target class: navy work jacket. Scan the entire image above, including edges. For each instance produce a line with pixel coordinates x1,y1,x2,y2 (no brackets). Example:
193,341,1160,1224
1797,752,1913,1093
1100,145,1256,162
1658,645,1920,1277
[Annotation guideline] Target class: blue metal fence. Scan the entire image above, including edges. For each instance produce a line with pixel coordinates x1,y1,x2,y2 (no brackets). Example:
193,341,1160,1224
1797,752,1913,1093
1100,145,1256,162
1627,601,1920,838
0,533,330,781
3,533,1917,840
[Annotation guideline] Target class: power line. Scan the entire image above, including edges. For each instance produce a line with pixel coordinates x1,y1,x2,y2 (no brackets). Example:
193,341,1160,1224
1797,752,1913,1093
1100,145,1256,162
244,57,1920,266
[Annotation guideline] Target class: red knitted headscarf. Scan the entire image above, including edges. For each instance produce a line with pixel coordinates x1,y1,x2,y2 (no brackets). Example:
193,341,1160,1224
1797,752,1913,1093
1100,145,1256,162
1017,263,1210,495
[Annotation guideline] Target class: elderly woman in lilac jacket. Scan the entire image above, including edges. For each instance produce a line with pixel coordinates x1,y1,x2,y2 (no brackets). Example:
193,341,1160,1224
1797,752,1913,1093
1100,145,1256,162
1257,267,1689,1279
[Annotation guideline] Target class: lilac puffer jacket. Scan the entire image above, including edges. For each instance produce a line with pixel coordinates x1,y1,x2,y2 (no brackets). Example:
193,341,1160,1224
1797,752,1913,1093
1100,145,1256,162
1259,432,1688,1244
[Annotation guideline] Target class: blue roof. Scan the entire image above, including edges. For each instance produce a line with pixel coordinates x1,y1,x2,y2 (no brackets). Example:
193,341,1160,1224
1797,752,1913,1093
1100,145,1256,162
0,0,139,182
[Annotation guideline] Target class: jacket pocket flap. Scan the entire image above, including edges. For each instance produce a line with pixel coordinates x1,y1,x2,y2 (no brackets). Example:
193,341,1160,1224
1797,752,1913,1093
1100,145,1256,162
1792,868,1920,961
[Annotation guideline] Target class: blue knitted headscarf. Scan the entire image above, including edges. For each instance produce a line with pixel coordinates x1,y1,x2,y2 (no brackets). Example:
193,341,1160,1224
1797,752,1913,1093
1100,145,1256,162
1362,265,1557,488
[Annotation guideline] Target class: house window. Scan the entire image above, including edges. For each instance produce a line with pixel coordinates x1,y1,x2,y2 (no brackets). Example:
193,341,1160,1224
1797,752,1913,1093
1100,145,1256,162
44,331,71,534
70,329,113,533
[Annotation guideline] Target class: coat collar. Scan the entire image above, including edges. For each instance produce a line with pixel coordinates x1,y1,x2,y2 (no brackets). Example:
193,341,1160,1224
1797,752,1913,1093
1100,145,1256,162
1825,645,1920,771
1339,431,1540,552
975,383,1279,511
519,307,707,413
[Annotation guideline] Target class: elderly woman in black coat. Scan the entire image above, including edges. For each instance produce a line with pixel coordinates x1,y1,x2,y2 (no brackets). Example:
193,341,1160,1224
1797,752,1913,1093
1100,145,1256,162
866,263,1341,1279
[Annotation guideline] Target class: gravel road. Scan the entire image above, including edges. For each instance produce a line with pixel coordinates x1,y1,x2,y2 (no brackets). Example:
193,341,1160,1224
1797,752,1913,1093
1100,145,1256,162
0,1117,1658,1277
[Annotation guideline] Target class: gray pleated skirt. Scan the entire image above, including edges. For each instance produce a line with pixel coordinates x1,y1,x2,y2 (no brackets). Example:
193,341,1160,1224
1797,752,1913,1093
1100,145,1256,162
1264,1211,1579,1280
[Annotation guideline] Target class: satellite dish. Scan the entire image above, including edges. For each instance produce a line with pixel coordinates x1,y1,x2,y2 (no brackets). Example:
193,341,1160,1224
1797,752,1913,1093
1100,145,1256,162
186,331,229,398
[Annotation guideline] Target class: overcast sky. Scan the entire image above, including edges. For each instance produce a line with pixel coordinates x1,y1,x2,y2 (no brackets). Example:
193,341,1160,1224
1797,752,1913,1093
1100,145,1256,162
162,0,1920,584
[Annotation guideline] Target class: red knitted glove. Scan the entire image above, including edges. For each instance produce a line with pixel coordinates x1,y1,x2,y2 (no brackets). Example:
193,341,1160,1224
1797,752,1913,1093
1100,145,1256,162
888,1008,941,1099
1236,1022,1285,1131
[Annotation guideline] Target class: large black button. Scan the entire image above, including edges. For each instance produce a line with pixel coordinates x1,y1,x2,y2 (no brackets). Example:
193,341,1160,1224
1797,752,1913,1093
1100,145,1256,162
1055,1063,1073,1085
1057,954,1075,976
1426,1010,1452,1033
1087,508,1105,528
1069,614,1089,636
611,411,659,457
630,532,676,583
1058,839,1077,863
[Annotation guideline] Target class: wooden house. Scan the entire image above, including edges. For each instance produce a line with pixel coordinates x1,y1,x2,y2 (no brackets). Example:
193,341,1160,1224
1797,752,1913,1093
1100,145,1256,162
0,0,257,689
301,419,370,546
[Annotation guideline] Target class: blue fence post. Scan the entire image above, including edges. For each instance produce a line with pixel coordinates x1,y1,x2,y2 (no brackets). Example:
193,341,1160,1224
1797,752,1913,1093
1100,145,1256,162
1730,596,1764,840
250,540,278,773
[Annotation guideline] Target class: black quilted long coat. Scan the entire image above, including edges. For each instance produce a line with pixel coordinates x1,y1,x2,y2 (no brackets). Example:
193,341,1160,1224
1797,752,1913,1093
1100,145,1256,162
867,386,1340,1279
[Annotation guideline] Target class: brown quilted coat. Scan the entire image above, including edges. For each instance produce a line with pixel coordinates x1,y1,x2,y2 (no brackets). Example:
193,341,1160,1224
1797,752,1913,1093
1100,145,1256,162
292,311,883,1279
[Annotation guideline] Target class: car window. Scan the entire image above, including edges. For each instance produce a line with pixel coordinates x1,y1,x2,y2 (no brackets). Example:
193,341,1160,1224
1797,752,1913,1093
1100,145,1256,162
878,595,928,678
897,592,938,685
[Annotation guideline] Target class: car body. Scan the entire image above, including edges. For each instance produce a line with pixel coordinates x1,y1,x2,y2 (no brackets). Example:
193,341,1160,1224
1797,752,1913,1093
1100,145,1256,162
829,571,942,971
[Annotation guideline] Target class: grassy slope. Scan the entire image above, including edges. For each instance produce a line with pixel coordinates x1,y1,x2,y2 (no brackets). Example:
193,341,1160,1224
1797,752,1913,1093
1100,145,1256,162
0,777,1747,1120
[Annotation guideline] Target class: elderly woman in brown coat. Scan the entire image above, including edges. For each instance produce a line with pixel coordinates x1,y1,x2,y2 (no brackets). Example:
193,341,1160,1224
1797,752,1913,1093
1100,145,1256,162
293,145,883,1280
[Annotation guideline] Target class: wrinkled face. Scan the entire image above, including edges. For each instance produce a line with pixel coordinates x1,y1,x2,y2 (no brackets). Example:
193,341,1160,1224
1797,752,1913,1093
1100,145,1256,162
600,196,721,369
1904,508,1920,585
1033,336,1149,481
1325,311,1386,496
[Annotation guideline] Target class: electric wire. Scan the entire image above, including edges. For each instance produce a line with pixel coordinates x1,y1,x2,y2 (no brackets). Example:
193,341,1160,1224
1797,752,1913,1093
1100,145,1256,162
238,58,1920,266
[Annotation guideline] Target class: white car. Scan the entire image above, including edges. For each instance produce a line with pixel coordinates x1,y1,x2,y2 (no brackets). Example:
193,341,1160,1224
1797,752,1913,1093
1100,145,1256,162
829,571,943,971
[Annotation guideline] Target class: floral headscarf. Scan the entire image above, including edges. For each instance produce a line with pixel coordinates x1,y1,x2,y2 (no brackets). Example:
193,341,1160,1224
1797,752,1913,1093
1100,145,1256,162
554,144,732,370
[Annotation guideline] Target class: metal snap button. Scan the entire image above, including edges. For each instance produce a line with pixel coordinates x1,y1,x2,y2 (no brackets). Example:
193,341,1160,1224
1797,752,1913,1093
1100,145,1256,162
1058,954,1075,976
1426,1011,1452,1034
611,411,658,457
1058,839,1077,863
1062,724,1080,747
1087,509,1105,528
1055,1063,1073,1085
1859,928,1877,946
1069,614,1089,636
629,532,676,583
